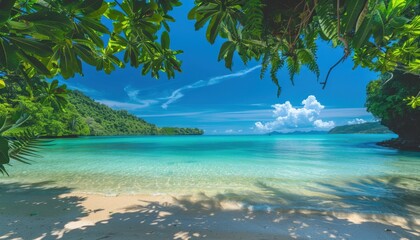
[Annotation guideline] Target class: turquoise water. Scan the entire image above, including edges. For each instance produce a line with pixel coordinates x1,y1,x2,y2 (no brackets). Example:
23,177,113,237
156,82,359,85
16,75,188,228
2,134,420,215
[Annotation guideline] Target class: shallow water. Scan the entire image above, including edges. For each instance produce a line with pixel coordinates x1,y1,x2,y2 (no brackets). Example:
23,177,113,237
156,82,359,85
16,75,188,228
2,134,419,215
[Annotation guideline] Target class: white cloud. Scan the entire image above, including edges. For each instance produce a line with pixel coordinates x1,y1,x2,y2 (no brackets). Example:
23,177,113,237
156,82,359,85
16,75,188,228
97,99,158,110
93,66,262,111
313,119,336,129
161,65,261,109
124,86,141,102
347,118,367,125
255,95,335,132
124,86,158,107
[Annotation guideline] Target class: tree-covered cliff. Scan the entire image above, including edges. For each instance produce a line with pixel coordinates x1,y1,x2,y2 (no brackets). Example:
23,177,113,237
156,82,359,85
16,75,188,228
67,90,204,136
0,88,203,137
328,122,391,134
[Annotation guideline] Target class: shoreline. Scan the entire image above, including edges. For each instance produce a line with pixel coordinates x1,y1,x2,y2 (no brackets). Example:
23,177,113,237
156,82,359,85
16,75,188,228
1,188,419,240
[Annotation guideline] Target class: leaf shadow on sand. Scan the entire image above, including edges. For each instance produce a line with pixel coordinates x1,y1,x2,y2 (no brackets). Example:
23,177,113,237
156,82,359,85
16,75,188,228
0,176,419,240
0,181,87,240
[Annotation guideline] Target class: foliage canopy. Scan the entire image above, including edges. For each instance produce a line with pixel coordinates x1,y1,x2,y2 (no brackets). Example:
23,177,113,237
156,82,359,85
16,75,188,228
366,72,420,141
0,0,182,83
189,0,419,95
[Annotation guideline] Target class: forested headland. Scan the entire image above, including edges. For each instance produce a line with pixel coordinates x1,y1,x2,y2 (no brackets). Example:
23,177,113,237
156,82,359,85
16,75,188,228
1,89,203,137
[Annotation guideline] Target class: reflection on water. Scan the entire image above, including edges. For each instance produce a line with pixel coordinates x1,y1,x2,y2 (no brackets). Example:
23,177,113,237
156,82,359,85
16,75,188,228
2,134,419,215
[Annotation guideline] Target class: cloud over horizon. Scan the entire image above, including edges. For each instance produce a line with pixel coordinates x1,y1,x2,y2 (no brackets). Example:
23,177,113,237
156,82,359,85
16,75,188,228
161,65,262,109
255,95,335,132
347,118,367,125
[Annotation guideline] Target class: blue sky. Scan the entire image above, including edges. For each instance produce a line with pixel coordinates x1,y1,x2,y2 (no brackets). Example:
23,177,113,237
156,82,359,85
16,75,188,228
65,2,378,134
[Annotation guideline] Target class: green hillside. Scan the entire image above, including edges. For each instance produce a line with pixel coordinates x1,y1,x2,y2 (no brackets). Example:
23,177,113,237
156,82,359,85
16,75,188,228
68,90,203,136
68,91,203,136
4,90,203,137
328,122,392,134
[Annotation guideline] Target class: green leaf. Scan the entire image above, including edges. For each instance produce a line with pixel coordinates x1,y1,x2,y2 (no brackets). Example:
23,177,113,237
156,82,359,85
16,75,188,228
0,137,10,165
0,0,16,25
188,6,198,20
79,0,104,14
148,14,164,23
107,35,127,53
225,47,235,70
58,44,82,79
218,41,235,61
388,16,410,29
104,9,125,21
8,130,49,165
161,31,170,49
316,1,337,39
20,11,73,34
353,16,374,48
7,20,34,31
344,0,368,33
371,10,385,45
79,17,110,34
74,44,98,66
8,37,53,57
17,50,51,76
0,79,5,89
0,38,19,70
356,1,369,31
206,13,223,44
86,2,108,18
79,22,104,47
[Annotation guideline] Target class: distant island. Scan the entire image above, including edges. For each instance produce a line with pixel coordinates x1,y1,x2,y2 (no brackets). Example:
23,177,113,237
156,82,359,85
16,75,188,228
17,90,204,137
328,122,392,134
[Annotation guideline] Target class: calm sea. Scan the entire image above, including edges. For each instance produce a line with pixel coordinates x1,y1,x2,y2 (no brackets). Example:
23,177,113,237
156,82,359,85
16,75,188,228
2,134,419,215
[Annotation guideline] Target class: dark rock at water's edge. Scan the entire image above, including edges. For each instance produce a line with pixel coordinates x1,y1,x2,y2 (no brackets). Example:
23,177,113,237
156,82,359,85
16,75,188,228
378,138,420,151
329,122,391,134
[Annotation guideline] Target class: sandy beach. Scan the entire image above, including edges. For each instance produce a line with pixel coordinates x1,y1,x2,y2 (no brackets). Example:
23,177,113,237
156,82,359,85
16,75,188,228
1,181,419,240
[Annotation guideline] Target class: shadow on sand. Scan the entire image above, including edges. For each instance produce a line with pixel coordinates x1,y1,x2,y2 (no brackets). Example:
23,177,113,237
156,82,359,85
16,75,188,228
0,181,87,239
0,177,419,240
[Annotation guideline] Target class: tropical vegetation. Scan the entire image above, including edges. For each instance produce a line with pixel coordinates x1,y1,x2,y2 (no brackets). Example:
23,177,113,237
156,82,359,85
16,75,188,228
189,0,419,95
0,85,204,137
366,72,420,149
328,122,391,134
0,0,183,174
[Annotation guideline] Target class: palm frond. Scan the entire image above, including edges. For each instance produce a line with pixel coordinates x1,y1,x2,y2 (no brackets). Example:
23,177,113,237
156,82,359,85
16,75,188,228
286,56,300,85
243,0,264,39
0,136,10,176
260,49,271,79
0,114,31,134
8,130,51,165
315,0,338,40
270,52,284,97
0,164,9,176
297,48,320,80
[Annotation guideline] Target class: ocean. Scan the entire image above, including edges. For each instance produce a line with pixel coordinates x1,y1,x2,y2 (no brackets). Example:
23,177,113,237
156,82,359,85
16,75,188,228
2,134,419,215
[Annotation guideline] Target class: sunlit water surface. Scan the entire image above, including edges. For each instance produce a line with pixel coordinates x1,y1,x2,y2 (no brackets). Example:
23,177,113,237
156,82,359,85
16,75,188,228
2,134,419,215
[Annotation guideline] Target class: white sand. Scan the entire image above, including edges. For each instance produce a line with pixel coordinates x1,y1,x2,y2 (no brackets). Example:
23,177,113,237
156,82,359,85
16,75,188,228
1,187,419,240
